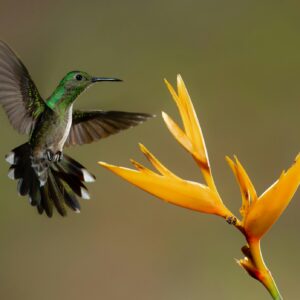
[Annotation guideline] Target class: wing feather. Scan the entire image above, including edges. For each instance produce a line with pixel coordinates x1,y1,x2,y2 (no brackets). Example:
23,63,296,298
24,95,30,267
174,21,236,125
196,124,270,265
0,41,45,134
65,110,153,146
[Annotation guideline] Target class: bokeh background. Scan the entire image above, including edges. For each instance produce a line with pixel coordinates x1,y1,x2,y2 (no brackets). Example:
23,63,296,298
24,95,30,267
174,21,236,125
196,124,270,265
0,0,299,299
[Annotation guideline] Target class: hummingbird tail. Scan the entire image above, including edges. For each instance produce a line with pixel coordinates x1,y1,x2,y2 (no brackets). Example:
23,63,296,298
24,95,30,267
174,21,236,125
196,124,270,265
5,143,96,217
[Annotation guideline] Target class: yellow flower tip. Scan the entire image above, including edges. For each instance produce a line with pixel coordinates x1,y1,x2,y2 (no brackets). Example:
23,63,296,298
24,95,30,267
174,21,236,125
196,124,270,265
98,161,113,169
130,159,142,170
164,74,184,90
138,144,160,170
161,111,170,127
163,78,170,85
164,78,181,106
138,143,148,154
98,161,137,175
98,161,140,179
177,73,183,81
138,143,157,164
176,74,187,92
225,156,236,171
161,111,168,120
161,111,174,126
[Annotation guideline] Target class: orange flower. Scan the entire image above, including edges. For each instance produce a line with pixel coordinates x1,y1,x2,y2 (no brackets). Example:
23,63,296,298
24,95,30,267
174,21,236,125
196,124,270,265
99,74,300,299
228,154,300,240
99,75,233,219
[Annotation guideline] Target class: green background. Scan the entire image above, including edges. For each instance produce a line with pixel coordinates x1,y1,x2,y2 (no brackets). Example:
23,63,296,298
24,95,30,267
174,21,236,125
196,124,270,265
0,0,299,299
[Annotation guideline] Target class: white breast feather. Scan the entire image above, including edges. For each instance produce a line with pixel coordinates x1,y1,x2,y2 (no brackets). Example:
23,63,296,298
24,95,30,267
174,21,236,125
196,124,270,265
58,105,73,150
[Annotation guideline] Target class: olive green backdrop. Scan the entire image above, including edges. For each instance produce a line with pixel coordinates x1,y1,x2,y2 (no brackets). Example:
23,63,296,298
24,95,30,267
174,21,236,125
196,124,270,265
0,0,299,299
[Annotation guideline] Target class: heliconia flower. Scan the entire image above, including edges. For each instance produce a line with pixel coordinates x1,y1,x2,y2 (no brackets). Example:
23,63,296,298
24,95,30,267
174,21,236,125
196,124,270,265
99,74,299,299
100,143,232,218
227,154,300,240
99,75,233,219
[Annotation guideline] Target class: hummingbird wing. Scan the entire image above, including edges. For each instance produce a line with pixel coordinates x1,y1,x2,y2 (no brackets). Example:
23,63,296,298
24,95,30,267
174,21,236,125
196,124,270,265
0,41,45,134
65,110,153,146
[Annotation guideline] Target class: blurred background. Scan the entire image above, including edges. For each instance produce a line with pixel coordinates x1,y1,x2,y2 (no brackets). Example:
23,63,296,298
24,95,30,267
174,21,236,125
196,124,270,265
0,0,299,299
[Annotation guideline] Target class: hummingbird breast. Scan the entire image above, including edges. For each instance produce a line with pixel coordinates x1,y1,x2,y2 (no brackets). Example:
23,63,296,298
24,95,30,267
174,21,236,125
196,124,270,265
30,106,73,157
56,106,73,150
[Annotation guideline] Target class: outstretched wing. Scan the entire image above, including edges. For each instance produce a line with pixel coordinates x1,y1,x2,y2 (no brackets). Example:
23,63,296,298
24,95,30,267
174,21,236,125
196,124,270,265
65,110,153,146
0,41,45,134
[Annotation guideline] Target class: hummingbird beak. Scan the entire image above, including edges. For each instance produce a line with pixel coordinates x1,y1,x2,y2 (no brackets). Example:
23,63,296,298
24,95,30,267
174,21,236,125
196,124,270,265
91,77,122,83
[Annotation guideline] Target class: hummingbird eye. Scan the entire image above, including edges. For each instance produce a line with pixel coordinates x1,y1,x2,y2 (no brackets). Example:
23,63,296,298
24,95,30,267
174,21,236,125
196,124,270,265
75,74,83,81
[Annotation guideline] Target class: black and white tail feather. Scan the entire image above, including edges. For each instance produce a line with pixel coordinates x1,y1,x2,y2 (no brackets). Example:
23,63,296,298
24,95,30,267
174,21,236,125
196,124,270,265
5,143,95,217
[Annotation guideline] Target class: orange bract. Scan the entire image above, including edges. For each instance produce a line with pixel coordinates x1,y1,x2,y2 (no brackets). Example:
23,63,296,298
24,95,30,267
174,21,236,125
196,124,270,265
100,144,232,217
99,75,233,219
227,154,300,240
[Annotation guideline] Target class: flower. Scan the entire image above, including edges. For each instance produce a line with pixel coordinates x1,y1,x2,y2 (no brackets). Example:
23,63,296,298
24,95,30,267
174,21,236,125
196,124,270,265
99,75,233,219
99,74,300,299
227,154,300,240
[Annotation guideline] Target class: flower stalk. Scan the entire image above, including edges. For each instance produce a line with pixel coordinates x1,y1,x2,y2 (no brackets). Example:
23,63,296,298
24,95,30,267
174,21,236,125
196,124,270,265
242,239,282,300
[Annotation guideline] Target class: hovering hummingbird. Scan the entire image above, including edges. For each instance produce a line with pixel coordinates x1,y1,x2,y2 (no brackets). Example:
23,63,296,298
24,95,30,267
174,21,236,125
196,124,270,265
0,41,152,217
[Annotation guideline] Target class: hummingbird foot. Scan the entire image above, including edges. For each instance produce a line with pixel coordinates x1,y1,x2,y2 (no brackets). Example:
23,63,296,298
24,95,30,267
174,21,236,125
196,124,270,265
46,150,63,162
46,149,54,161
54,151,63,162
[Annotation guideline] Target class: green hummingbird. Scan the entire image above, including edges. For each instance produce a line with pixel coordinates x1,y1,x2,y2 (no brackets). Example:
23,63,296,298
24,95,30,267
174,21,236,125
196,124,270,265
0,41,153,217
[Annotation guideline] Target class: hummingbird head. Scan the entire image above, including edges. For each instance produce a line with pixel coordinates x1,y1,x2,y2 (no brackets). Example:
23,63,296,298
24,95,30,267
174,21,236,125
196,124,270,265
47,71,122,110
62,70,122,92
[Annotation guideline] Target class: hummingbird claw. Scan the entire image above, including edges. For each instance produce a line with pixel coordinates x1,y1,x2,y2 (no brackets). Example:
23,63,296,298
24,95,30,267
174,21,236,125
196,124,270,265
46,150,63,162
54,151,63,162
46,149,54,161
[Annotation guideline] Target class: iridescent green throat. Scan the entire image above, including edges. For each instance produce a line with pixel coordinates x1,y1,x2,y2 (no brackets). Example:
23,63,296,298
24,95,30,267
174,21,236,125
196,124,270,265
46,86,83,111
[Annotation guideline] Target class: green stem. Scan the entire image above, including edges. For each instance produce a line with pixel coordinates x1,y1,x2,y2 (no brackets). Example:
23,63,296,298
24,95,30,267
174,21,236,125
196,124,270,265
248,239,283,300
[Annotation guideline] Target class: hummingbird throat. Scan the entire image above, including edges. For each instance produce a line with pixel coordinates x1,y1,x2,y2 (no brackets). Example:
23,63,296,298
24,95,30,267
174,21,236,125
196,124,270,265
46,86,81,110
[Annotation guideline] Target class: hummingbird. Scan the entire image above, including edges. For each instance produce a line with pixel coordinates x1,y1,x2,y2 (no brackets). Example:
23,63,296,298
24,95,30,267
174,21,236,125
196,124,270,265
0,41,153,217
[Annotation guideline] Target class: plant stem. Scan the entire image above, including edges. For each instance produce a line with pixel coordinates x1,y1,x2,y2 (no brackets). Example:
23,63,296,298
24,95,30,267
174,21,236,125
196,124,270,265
248,239,283,300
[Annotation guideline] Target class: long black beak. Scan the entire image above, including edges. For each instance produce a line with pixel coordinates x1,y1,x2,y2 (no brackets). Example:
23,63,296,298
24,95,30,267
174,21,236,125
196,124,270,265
91,77,122,83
